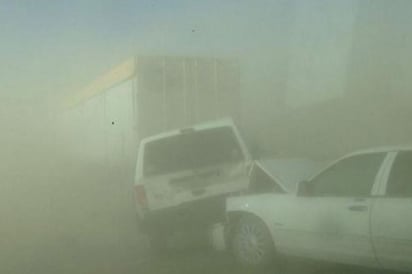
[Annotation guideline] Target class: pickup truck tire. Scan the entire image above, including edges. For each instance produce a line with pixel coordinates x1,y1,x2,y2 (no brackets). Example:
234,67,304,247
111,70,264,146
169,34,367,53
232,215,275,268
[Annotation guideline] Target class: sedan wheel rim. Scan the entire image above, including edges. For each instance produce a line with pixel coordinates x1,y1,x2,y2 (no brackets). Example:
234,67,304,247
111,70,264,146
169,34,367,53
236,223,266,264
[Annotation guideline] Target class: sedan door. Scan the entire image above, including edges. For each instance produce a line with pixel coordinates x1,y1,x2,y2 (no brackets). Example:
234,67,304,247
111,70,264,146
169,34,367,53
275,152,387,267
371,151,412,272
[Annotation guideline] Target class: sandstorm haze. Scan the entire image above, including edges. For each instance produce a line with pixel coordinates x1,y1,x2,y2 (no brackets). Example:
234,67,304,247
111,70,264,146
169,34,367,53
1,0,412,273
0,1,354,104
3,1,412,109
2,0,412,141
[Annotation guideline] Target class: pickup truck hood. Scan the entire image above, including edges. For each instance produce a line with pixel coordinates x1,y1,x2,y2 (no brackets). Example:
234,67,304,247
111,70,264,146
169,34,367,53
257,157,325,193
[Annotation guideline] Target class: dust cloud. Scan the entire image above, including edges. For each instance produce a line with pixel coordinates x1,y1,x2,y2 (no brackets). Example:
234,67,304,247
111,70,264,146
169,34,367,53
1,1,412,274
0,101,146,273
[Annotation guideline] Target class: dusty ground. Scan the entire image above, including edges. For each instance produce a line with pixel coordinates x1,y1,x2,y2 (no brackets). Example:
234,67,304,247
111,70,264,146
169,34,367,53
0,117,392,274
0,116,146,274
1,152,387,274
138,250,386,274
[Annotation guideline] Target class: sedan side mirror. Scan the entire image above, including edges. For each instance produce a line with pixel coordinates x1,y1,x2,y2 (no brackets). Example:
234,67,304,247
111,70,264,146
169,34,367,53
297,180,312,197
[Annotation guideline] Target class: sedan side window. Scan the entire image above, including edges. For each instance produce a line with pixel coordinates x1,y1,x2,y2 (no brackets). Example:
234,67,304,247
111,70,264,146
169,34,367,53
386,152,412,197
310,153,385,197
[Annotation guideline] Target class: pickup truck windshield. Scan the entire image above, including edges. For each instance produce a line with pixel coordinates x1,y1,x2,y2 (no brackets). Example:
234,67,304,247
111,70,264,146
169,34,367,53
143,126,244,177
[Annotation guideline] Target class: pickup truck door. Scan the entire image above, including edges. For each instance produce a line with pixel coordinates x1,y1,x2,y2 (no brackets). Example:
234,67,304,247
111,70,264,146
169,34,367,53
371,151,412,272
278,153,387,266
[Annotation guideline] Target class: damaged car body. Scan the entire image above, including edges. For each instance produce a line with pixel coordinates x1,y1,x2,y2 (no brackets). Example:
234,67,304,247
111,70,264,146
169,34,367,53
224,147,412,272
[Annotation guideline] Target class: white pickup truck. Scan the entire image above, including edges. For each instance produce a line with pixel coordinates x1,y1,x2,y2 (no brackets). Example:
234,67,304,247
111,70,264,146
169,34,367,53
225,147,412,272
134,119,251,250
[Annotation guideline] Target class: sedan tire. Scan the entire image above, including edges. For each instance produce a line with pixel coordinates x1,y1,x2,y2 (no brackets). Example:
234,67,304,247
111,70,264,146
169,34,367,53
232,215,275,268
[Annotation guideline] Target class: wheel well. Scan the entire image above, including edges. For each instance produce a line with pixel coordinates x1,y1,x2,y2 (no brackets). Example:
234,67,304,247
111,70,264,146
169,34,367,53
227,211,264,227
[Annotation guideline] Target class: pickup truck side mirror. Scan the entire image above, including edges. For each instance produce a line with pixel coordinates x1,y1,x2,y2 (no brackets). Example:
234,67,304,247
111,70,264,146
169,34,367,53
297,180,312,197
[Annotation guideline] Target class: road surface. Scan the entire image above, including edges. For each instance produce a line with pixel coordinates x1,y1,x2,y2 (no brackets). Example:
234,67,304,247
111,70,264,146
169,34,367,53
0,127,390,274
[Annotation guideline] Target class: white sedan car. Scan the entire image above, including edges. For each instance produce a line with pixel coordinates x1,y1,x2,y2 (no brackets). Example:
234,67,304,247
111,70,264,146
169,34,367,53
225,147,412,272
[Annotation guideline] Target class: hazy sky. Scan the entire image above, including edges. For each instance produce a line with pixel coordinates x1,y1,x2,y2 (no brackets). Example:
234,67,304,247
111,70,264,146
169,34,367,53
0,1,295,100
0,1,354,99
4,0,408,109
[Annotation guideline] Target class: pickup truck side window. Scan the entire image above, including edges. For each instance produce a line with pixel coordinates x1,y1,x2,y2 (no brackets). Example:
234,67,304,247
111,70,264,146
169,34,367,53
310,153,385,197
386,151,412,197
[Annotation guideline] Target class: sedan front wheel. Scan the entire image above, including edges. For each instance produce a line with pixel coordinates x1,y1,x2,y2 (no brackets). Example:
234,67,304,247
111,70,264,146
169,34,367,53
232,215,275,267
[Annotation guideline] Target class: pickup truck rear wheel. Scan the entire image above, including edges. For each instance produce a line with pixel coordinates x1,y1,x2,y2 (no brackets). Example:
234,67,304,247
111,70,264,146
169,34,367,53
232,215,275,267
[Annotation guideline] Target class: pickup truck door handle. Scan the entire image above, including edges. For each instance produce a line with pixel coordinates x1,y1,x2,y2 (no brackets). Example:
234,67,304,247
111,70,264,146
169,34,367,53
348,205,368,212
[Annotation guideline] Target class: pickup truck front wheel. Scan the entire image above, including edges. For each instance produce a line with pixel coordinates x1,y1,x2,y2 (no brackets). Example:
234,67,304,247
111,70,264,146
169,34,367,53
232,215,275,267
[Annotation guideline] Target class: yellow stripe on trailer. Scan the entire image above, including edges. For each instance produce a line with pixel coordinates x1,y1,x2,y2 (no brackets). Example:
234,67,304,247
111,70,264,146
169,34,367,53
64,58,135,109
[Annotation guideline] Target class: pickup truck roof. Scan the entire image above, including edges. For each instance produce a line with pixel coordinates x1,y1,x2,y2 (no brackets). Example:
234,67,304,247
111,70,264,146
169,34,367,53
139,118,238,145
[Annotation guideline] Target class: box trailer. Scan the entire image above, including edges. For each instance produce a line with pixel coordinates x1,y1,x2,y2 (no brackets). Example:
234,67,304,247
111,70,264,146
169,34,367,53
59,56,242,170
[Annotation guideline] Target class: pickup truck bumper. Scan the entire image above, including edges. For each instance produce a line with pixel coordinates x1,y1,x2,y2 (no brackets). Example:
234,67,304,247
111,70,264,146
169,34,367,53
139,194,227,234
